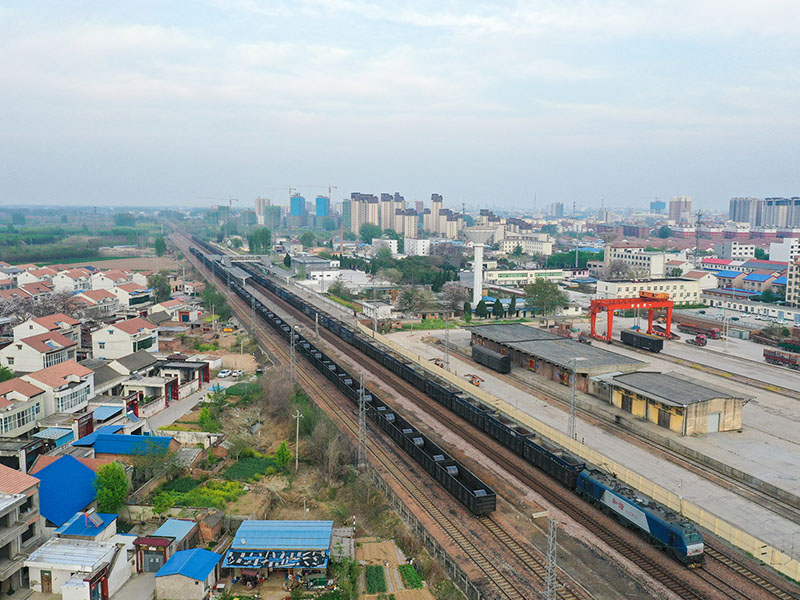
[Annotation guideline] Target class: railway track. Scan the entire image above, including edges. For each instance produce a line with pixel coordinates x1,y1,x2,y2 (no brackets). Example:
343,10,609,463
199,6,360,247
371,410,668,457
704,546,800,600
177,235,533,600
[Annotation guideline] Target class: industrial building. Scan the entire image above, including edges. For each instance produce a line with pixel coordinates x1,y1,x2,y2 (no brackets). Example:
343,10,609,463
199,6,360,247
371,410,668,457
468,324,646,392
592,372,750,435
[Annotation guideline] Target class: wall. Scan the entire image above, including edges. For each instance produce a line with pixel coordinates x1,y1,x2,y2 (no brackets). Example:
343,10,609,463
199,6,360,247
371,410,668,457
358,322,800,582
160,430,222,449
685,397,743,435
156,574,207,600
61,580,90,600
140,397,166,418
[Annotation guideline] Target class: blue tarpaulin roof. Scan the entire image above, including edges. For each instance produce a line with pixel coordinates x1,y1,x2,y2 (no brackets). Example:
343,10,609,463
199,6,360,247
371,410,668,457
92,406,124,421
774,276,787,285
714,270,744,278
744,273,773,282
35,456,96,526
55,512,116,537
93,433,172,456
153,519,197,543
72,425,123,447
155,548,221,581
231,520,333,551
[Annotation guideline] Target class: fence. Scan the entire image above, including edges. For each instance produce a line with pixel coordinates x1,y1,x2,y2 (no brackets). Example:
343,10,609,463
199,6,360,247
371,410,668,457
356,322,800,582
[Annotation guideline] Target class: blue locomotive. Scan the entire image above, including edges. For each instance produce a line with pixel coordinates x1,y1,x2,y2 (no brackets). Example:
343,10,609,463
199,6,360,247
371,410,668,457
189,237,704,565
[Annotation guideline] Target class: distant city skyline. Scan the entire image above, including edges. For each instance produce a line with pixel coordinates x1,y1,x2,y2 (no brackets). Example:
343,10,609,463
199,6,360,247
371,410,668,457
2,2,798,208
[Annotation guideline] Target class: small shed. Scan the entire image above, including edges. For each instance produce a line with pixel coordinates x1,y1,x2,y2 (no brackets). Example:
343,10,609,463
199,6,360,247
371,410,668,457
134,518,198,573
155,548,222,600
603,371,751,435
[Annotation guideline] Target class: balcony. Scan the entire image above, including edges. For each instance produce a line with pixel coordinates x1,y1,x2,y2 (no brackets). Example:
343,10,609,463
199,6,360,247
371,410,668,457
0,555,24,581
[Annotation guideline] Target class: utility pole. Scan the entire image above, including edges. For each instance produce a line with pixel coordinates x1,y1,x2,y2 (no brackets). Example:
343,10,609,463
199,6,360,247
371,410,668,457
544,518,558,600
289,321,297,382
569,357,585,440
358,374,367,468
444,310,450,371
292,409,303,471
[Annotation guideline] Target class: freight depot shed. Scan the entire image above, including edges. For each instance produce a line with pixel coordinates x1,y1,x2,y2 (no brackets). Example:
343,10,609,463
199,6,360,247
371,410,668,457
602,372,751,435
469,324,646,392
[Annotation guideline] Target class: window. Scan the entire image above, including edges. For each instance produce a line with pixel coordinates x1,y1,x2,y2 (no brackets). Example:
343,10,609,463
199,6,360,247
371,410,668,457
98,342,105,349
44,350,67,368
56,385,89,412
6,358,13,366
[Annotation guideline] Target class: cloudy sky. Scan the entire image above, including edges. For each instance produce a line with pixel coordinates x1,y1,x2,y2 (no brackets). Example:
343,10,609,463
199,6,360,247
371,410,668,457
1,1,799,210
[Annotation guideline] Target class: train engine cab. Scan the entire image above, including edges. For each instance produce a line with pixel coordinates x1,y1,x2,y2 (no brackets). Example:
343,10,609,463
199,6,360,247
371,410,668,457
576,469,704,566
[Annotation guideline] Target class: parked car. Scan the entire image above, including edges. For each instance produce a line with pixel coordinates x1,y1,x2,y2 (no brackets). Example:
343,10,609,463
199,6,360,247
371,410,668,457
218,369,232,378
233,369,243,377
730,317,739,321
698,310,706,314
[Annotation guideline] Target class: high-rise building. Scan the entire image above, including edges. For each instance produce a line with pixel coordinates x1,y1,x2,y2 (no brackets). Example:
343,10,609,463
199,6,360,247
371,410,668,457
349,193,380,233
650,200,666,214
315,195,330,217
669,196,692,223
290,195,306,217
341,200,352,232
762,197,800,228
415,200,424,214
255,197,270,225
729,197,763,225
550,203,564,218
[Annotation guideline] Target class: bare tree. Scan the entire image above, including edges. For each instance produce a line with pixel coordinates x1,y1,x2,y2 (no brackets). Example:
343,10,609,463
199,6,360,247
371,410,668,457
603,260,633,280
376,268,402,285
0,291,85,322
308,420,354,486
260,367,294,421
440,281,469,312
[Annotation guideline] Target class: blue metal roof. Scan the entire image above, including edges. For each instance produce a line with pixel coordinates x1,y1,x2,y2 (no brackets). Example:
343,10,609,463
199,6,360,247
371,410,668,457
93,433,172,456
155,548,221,581
92,406,124,421
153,518,197,543
744,273,773,282
714,270,744,278
33,427,73,440
774,276,787,285
55,512,116,537
72,425,124,447
231,520,333,551
35,456,96,526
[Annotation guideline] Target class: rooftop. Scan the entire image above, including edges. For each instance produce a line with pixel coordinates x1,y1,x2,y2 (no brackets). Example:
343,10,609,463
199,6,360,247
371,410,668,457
155,548,221,581
743,272,775,282
467,323,561,344
29,455,115,475
33,313,79,330
72,425,124,447
93,433,172,456
0,378,45,407
112,350,159,372
713,270,744,278
153,518,197,543
509,339,647,373
25,537,116,570
55,511,116,537
20,331,76,353
611,371,751,406
111,317,157,334
92,405,124,421
231,520,334,551
24,360,92,389
35,455,97,526
0,462,39,495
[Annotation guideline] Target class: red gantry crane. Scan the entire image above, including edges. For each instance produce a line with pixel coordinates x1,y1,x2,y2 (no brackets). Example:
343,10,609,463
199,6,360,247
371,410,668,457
589,291,674,342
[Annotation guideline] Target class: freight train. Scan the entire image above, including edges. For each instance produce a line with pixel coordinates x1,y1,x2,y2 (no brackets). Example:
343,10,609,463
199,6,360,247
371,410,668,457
621,329,664,352
471,345,511,373
188,237,704,565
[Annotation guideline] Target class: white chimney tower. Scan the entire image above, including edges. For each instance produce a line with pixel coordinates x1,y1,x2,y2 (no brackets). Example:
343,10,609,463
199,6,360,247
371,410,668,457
465,227,495,307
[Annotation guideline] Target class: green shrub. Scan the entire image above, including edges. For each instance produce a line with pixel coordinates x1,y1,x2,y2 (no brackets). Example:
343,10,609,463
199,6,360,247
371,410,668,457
178,480,245,509
399,564,422,589
225,382,260,396
365,565,387,594
223,457,277,481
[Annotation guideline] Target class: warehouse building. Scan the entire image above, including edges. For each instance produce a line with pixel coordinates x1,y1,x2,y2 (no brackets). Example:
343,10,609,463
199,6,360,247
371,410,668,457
468,324,646,392
594,371,750,435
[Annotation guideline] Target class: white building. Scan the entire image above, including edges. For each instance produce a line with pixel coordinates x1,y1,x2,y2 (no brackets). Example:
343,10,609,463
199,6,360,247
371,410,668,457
595,278,702,305
111,283,153,308
404,238,431,256
74,289,120,316
769,237,800,263
603,245,667,278
499,235,554,256
21,361,94,416
680,270,718,290
0,332,77,372
0,378,45,437
372,238,399,255
0,465,43,593
714,240,755,261
483,269,565,287
51,269,92,293
13,313,80,344
92,318,158,360
90,270,131,291
361,301,398,321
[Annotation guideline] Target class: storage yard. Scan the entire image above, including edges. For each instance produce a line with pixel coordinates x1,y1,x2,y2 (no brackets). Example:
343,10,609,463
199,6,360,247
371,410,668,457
179,232,800,600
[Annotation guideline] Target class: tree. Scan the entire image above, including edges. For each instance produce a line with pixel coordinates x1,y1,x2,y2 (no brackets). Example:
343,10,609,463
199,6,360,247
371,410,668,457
440,281,468,311
475,299,488,319
760,289,778,304
524,279,568,320
152,492,176,517
397,286,424,312
359,223,382,244
274,441,292,471
511,244,523,257
755,247,769,260
328,278,351,300
154,235,167,257
227,435,254,462
300,231,316,248
94,462,129,513
231,237,243,249
0,366,14,382
247,227,272,253
667,267,684,277
604,260,632,280
508,296,517,316
657,226,673,239
283,253,292,268
376,268,402,285
147,273,172,303
375,246,393,261
113,212,135,227
463,301,472,322
492,299,504,319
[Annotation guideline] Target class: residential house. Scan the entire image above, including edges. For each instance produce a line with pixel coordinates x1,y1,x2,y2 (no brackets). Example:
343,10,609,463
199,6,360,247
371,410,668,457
0,289,30,302
74,289,120,316
19,281,54,300
92,318,158,360
149,299,201,323
154,549,222,600
90,270,131,291
0,279,13,291
680,270,718,290
714,270,746,289
0,331,77,372
741,272,779,293
21,361,94,416
90,434,177,464
33,455,97,528
13,313,80,344
51,269,92,293
0,464,43,595
133,518,198,573
0,379,44,438
110,283,153,309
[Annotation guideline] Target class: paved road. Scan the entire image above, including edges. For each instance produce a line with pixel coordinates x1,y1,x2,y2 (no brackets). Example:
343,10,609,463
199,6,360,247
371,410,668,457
147,377,229,430
112,573,155,600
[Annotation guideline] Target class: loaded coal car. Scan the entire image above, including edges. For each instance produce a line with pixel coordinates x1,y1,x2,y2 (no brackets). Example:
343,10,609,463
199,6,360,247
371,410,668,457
482,411,534,456
521,435,585,489
621,329,664,352
472,345,511,373
575,468,704,565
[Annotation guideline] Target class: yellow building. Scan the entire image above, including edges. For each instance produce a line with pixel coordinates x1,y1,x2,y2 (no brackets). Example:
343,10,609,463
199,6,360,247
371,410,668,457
603,372,749,435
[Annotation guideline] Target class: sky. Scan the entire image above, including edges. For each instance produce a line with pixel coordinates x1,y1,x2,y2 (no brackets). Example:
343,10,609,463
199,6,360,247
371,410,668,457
1,1,799,211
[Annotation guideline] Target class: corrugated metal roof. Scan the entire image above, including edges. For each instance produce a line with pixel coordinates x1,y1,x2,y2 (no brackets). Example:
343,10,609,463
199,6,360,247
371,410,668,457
55,512,116,537
155,548,221,581
25,537,116,570
93,433,172,456
611,371,749,406
35,455,96,526
153,518,196,543
743,273,773,282
714,270,744,278
232,520,333,551
508,339,646,372
72,425,124,447
92,406,124,421
467,323,561,343
33,427,73,440
774,276,787,285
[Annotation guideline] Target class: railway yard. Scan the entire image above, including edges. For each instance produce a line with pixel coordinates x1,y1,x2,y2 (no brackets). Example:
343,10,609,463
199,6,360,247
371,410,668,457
175,231,800,600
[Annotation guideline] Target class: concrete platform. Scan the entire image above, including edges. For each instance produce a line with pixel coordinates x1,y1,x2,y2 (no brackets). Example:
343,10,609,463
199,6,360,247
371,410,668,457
388,329,800,561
